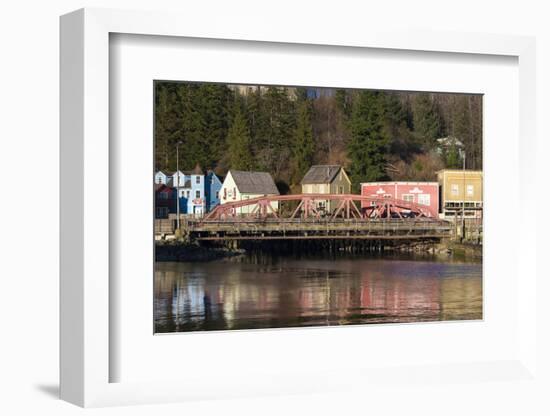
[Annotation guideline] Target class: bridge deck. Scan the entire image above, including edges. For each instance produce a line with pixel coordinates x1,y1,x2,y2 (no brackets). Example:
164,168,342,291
187,218,452,241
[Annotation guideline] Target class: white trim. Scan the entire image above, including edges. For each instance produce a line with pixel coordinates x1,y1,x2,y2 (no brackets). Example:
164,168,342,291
402,194,414,203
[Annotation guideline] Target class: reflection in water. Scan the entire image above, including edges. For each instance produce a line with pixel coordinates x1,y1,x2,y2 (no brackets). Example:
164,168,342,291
154,254,482,333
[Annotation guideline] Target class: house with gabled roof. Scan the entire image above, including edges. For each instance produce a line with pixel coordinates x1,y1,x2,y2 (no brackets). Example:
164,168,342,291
171,164,206,216
154,170,174,186
301,165,351,213
204,170,223,212
220,170,279,215
154,183,176,218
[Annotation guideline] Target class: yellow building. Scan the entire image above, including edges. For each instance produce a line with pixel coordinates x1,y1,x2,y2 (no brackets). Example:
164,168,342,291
437,169,483,219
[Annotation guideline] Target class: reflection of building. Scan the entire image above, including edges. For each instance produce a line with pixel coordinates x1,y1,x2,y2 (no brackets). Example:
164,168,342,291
220,170,279,215
360,181,439,217
301,165,351,213
437,169,483,219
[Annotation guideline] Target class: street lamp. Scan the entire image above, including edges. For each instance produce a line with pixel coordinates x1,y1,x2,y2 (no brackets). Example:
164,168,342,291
176,141,183,232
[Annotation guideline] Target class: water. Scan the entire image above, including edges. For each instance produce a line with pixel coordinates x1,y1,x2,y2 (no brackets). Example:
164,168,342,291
154,253,482,333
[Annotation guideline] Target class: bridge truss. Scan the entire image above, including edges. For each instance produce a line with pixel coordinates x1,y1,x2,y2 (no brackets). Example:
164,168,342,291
203,193,437,222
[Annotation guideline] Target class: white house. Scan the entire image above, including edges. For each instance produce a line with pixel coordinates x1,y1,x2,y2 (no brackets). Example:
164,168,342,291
220,170,279,215
154,170,173,185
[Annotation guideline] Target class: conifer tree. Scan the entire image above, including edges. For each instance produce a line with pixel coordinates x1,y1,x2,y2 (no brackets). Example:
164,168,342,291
412,93,441,150
347,91,389,191
291,100,314,184
445,140,462,168
227,109,254,170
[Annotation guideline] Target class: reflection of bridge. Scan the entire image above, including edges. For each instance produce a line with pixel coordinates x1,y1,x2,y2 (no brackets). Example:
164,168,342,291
184,194,451,242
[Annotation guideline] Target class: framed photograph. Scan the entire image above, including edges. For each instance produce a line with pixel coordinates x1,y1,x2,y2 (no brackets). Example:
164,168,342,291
60,8,538,407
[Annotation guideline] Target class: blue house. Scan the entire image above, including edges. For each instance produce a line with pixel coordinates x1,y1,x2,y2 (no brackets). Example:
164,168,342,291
171,164,205,217
204,171,223,212
186,164,205,216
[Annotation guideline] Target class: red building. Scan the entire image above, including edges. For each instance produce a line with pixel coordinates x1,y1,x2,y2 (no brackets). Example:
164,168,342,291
360,181,439,217
155,184,176,218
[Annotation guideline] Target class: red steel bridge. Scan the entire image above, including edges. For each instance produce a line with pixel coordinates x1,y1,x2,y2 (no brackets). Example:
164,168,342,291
184,194,451,242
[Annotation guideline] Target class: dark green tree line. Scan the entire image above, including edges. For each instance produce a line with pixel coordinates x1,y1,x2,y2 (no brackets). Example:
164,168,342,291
155,82,483,190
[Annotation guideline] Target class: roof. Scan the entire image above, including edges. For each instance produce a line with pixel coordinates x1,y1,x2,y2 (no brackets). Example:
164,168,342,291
181,164,204,176
436,169,483,175
192,164,203,175
173,168,204,176
301,165,344,185
361,181,439,186
436,136,464,147
155,184,173,193
206,170,223,183
156,170,174,176
229,170,279,195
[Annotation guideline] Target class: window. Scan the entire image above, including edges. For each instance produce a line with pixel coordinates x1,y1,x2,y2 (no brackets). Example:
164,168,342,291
466,184,474,197
451,184,459,196
223,188,227,200
233,187,236,199
215,191,219,199
338,186,344,194
185,190,190,198
156,207,168,218
195,175,200,184
383,194,392,199
417,194,430,206
195,190,200,199
402,194,414,203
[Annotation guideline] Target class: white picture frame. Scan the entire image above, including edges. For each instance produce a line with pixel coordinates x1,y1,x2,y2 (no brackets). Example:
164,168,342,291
60,8,538,408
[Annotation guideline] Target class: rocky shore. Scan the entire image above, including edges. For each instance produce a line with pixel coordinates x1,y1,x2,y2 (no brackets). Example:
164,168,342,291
155,241,244,262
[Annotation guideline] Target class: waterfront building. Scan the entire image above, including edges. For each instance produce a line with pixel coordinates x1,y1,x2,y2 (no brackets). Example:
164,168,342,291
154,184,176,218
300,165,351,213
170,164,205,216
220,170,279,215
437,169,483,219
154,170,173,185
204,170,223,212
360,181,439,218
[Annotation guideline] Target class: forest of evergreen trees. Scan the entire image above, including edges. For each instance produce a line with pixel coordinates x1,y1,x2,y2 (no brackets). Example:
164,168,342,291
154,82,482,192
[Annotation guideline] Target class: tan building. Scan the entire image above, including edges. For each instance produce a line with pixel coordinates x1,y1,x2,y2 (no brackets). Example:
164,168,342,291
301,165,351,213
437,169,483,219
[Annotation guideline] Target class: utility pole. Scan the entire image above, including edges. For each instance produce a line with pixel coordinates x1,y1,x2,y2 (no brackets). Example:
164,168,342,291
176,141,183,233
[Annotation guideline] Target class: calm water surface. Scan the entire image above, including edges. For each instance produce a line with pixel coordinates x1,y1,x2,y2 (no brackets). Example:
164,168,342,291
154,253,482,333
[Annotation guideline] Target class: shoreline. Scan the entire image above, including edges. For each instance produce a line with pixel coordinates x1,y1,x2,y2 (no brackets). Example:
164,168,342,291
155,239,481,263
155,241,244,262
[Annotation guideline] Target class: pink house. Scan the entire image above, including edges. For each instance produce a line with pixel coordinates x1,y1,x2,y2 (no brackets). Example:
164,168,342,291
360,181,439,217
